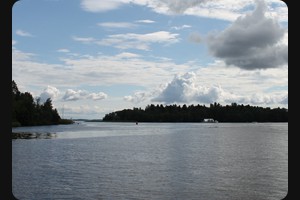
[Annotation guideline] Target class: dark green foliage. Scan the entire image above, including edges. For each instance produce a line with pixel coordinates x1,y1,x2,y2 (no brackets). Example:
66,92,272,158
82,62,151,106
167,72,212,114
103,103,288,122
58,118,74,124
12,80,72,127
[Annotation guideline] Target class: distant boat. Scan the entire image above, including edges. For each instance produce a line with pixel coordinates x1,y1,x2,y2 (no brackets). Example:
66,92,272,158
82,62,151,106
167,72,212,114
202,118,218,123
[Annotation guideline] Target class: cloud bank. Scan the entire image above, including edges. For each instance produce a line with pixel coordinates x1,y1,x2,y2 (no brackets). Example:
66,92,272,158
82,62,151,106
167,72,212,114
80,0,287,22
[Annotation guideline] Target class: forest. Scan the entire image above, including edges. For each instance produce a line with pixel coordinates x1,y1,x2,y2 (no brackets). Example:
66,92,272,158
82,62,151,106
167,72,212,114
103,103,288,123
12,80,73,127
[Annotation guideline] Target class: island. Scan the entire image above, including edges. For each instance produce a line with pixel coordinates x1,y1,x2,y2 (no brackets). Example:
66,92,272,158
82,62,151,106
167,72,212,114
102,103,288,123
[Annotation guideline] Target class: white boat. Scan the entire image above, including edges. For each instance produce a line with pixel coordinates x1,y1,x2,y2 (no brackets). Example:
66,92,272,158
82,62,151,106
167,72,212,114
203,118,218,123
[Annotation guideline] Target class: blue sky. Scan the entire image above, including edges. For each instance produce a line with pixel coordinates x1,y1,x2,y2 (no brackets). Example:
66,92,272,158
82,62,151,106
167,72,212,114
12,0,288,119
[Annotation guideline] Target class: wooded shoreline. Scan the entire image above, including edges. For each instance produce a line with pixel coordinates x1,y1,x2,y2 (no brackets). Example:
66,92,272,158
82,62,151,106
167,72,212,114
103,103,288,123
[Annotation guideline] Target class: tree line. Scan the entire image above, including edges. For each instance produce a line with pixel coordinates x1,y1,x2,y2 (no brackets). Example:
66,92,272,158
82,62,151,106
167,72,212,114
12,80,73,127
103,102,288,122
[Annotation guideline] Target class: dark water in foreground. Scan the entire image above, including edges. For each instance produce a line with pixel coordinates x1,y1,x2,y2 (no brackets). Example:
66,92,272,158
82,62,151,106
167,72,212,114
12,122,288,200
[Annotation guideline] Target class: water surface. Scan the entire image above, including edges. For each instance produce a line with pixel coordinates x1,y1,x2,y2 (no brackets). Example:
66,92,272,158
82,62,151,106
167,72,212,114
12,122,288,200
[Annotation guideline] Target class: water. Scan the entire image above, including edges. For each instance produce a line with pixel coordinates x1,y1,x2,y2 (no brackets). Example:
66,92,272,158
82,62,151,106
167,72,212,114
12,122,288,200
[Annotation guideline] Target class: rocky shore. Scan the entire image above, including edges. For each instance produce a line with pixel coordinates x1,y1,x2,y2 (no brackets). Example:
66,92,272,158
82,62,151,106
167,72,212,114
12,132,57,139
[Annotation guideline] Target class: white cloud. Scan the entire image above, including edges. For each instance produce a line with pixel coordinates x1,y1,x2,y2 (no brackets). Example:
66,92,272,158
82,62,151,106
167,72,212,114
80,0,287,22
80,0,124,12
98,22,136,28
88,92,108,100
130,31,179,43
57,48,70,53
72,36,96,43
184,5,239,21
85,31,180,50
39,86,60,103
62,89,88,101
151,72,237,104
115,52,141,59
124,91,150,103
12,40,17,45
153,72,196,103
153,0,287,22
13,44,287,112
16,29,34,37
12,48,36,61
12,45,187,91
13,45,287,99
62,89,108,101
135,19,156,23
59,53,188,87
171,25,192,30
122,71,288,107
156,0,209,14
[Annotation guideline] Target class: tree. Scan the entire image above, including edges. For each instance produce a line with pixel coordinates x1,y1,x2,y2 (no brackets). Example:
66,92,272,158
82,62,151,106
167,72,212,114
12,80,64,126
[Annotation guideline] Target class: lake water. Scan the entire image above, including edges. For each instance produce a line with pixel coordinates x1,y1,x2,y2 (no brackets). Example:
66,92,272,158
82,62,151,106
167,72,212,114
12,122,288,200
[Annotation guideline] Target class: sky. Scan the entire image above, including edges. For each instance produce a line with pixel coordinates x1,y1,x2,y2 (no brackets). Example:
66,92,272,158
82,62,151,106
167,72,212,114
12,0,288,119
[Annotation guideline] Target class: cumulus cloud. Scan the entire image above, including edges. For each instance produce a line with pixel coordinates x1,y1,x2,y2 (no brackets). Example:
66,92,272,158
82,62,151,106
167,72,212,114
88,92,108,100
207,0,288,70
39,86,60,103
148,72,288,106
153,72,196,103
62,89,107,101
63,89,88,101
151,72,236,104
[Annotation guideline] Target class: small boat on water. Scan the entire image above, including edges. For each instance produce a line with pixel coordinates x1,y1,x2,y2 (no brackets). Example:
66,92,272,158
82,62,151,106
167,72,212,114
202,118,218,123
